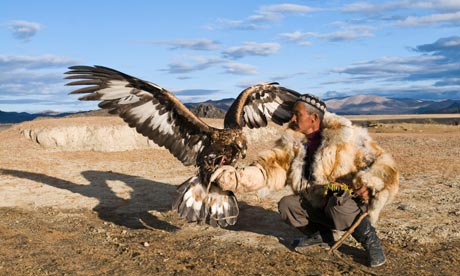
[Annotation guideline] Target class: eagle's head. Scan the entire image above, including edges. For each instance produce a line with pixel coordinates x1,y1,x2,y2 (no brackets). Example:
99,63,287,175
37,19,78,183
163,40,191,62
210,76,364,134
232,133,247,162
199,129,248,180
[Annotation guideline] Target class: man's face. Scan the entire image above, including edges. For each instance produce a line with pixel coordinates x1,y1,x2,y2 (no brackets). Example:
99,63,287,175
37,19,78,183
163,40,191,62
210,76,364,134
290,102,319,135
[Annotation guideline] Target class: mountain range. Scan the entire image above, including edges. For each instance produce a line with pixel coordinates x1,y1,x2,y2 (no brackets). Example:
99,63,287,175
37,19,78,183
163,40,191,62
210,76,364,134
325,95,460,115
1,95,459,124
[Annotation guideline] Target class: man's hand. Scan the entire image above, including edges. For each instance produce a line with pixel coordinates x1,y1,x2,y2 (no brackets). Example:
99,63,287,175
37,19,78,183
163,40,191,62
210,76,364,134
210,165,239,192
354,185,370,201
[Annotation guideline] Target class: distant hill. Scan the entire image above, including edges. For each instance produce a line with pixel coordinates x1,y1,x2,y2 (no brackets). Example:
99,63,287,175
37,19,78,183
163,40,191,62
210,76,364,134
0,111,38,124
65,109,112,117
185,103,226,118
413,100,460,114
0,110,85,124
324,95,460,115
2,95,459,124
187,98,235,111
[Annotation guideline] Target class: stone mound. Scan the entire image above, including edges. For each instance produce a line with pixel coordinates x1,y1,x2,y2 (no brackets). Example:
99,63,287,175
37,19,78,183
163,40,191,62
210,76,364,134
18,116,283,152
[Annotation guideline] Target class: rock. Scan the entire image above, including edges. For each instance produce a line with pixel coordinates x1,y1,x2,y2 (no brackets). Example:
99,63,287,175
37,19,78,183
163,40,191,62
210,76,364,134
17,116,282,152
20,121,160,152
188,103,226,118
398,204,411,211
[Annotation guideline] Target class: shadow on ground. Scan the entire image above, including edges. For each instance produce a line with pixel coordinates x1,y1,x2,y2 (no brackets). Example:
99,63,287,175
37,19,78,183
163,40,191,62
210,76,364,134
2,169,297,238
1,168,179,231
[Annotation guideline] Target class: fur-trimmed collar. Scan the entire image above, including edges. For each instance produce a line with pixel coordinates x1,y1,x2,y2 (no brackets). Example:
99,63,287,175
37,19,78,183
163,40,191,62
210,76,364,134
280,112,364,193
320,112,357,147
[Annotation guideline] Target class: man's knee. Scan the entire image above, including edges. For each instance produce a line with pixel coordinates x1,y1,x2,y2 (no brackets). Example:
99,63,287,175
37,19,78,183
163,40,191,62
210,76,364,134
278,195,297,216
277,195,309,227
324,193,361,230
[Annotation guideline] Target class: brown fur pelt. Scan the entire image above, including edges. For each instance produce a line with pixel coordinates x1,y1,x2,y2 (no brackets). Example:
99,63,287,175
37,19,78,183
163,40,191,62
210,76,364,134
254,112,399,225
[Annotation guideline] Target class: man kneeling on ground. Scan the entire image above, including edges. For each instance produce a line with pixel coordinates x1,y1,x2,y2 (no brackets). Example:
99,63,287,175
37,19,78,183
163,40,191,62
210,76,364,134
211,93,399,268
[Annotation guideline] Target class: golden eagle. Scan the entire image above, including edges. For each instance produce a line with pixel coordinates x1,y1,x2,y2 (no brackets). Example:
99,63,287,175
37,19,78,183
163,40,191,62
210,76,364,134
65,65,300,227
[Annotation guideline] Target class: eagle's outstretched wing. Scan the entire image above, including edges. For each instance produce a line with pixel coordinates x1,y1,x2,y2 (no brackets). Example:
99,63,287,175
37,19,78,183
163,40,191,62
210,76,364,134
65,65,214,166
224,82,301,129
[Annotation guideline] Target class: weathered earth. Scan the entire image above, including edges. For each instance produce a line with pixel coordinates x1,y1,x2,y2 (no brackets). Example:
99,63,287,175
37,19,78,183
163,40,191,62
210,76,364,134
1,116,459,276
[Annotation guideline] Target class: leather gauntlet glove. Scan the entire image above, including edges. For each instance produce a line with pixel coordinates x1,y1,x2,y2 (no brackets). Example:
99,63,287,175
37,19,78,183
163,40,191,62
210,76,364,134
210,165,266,192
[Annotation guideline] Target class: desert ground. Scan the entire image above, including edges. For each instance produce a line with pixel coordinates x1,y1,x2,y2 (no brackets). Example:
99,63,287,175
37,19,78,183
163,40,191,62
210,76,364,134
1,115,459,276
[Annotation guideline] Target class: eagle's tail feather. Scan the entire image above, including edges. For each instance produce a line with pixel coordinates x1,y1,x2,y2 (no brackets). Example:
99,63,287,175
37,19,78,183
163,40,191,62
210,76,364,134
173,176,208,224
172,176,239,227
207,185,239,227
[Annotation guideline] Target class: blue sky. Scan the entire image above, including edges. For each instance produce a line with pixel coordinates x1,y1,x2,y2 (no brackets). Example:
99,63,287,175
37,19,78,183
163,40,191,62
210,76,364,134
1,0,460,113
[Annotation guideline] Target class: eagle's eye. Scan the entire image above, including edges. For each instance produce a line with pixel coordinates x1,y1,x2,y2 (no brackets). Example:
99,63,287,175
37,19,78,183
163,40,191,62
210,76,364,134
235,142,247,159
241,149,247,159
232,134,247,159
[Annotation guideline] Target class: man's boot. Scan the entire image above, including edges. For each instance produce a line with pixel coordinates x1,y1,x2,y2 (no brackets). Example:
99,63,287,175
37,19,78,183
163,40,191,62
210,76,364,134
292,223,334,249
351,216,386,267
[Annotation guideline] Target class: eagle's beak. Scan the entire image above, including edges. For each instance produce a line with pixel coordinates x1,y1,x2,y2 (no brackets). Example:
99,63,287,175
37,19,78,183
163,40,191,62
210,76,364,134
241,149,247,159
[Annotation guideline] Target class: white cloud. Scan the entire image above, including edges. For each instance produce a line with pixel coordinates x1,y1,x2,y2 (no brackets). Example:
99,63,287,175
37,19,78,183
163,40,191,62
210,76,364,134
7,20,42,42
330,36,460,93
278,31,313,45
287,25,375,43
257,3,318,14
270,71,309,81
211,18,265,30
414,36,460,58
337,84,460,100
164,54,260,75
396,11,460,26
332,55,443,77
0,55,78,70
223,42,281,59
210,3,319,30
223,62,257,75
0,55,79,102
164,56,226,74
407,0,460,11
342,1,401,13
251,3,318,22
342,0,460,13
132,39,221,51
320,29,374,41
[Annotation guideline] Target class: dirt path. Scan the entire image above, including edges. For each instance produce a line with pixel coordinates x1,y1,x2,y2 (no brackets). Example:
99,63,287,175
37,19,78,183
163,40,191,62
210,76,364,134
1,117,459,275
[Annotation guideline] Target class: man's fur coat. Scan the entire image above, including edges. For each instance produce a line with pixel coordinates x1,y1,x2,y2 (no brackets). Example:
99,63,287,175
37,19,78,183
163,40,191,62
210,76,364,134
254,112,399,225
